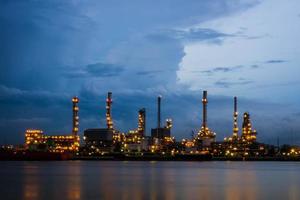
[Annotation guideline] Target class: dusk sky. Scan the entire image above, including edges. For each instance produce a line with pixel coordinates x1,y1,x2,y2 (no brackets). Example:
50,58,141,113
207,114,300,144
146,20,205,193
1,0,300,145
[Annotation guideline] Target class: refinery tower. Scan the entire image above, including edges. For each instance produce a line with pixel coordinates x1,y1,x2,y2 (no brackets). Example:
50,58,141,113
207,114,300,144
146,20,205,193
151,95,172,139
195,91,216,150
72,96,79,135
106,92,114,130
232,96,239,140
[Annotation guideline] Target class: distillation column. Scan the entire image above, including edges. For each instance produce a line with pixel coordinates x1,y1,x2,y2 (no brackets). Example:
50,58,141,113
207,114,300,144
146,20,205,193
72,96,79,135
232,96,239,140
106,92,114,130
157,95,161,128
202,91,208,129
138,108,146,136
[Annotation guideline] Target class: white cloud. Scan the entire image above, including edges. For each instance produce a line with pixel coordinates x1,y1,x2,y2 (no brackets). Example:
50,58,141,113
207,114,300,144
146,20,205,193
178,0,300,103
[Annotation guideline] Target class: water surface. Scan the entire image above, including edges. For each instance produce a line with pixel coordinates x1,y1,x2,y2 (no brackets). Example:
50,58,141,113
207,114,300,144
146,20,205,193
0,161,299,200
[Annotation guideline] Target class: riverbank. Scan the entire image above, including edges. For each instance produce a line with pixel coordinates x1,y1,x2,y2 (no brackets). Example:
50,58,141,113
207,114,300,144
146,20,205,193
1,151,300,161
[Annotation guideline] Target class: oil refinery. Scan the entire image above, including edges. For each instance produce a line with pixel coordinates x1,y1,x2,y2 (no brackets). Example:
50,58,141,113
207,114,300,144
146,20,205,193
1,90,299,161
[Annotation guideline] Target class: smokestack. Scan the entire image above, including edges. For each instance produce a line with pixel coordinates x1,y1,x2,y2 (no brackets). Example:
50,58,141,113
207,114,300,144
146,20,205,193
234,96,237,113
108,92,112,100
233,96,239,138
202,91,207,128
72,96,79,135
106,92,113,129
157,95,161,128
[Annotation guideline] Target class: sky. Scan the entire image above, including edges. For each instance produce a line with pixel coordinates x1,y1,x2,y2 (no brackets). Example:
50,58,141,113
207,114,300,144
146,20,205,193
0,0,300,145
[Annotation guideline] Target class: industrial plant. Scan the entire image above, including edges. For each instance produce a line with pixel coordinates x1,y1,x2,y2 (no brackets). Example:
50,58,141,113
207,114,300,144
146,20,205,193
1,90,299,161
24,97,80,153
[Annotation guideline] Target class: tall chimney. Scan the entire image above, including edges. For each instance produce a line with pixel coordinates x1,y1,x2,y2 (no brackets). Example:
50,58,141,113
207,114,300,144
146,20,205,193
202,91,207,128
157,95,161,128
106,92,113,129
233,96,239,138
234,96,237,113
72,96,79,135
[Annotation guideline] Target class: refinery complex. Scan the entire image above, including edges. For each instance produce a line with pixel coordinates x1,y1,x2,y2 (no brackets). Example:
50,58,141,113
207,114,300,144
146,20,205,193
1,91,299,161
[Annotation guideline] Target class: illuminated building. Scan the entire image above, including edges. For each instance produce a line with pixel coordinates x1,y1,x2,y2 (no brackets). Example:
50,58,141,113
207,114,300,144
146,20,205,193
24,97,80,152
123,108,150,152
25,129,44,147
83,92,115,153
83,128,114,153
241,112,257,142
25,129,80,152
216,107,261,157
195,91,216,151
165,118,172,130
83,92,126,153
128,108,146,137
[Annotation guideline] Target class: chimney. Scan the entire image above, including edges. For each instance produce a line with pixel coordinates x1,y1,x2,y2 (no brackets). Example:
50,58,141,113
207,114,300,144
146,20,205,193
202,91,207,128
234,96,237,113
157,95,161,128
72,96,79,135
106,92,113,129
233,96,239,138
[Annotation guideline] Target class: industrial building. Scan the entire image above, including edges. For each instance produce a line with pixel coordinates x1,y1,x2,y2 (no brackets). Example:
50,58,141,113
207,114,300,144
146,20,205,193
24,97,80,152
241,112,257,142
219,97,262,157
83,128,114,153
83,92,117,154
124,108,149,152
21,89,270,158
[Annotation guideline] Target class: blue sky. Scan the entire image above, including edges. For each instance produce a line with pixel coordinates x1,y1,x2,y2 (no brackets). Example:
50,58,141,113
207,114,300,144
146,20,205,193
0,0,300,145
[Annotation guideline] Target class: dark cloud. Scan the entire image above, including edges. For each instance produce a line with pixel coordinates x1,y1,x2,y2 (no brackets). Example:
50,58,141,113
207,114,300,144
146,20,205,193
136,70,164,76
86,63,124,77
238,33,270,40
215,79,254,88
63,62,124,79
0,85,69,106
251,64,260,69
265,60,287,64
200,65,244,75
148,28,234,45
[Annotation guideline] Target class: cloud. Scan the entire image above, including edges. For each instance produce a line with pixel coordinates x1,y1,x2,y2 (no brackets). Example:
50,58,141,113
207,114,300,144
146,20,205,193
265,60,287,64
148,28,234,45
244,34,269,40
0,84,68,106
200,65,244,75
136,70,164,76
86,63,124,77
63,62,124,79
251,64,260,69
0,117,50,126
215,79,254,88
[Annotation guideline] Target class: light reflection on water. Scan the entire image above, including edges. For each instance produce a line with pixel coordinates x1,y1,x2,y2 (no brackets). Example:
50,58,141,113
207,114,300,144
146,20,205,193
0,161,299,200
